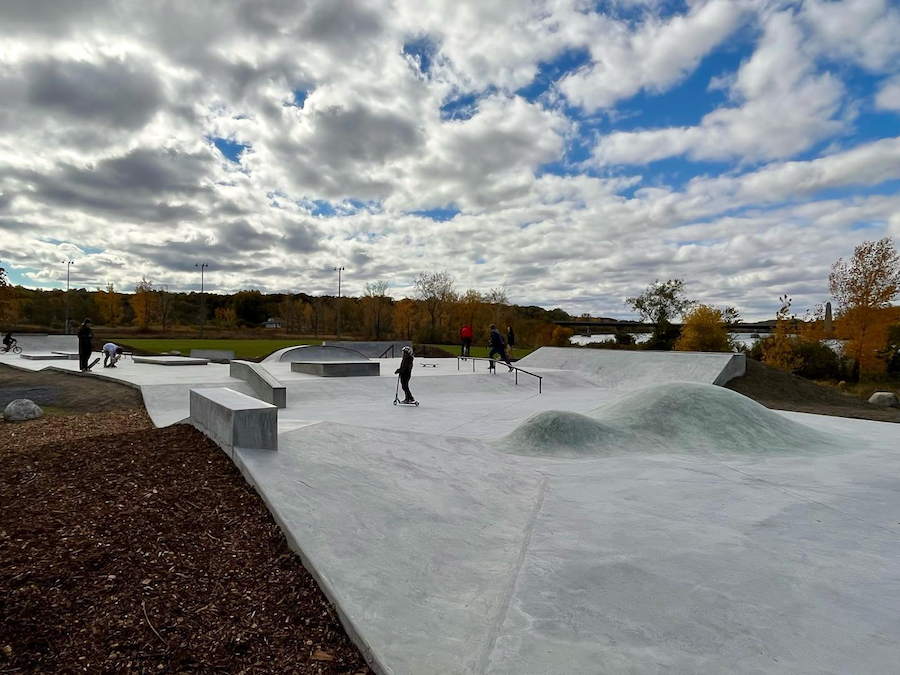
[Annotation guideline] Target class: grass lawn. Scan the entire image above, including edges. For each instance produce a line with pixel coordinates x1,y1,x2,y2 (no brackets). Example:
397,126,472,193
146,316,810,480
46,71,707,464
116,338,535,360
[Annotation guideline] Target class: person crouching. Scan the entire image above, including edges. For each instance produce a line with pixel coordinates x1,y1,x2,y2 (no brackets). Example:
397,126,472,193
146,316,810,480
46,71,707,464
102,342,123,368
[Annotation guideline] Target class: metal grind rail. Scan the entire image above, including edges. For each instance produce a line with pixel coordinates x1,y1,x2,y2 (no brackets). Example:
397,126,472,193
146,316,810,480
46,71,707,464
457,356,542,393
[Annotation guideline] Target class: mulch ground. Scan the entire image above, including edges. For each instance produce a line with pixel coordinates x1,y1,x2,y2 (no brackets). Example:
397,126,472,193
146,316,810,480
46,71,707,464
726,358,900,423
0,409,371,674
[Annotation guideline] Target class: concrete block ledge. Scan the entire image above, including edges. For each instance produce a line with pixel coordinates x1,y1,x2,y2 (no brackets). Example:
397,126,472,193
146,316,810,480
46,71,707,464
291,361,380,377
230,360,287,408
189,387,277,457
190,349,235,361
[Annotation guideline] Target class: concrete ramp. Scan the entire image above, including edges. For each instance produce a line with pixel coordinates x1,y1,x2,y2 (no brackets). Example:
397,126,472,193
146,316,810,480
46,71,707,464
6,334,78,353
516,347,745,388
263,344,369,363
322,340,412,358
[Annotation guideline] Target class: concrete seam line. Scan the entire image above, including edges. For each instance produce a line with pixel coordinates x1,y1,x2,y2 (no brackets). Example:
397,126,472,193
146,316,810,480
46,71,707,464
476,472,550,674
722,465,900,537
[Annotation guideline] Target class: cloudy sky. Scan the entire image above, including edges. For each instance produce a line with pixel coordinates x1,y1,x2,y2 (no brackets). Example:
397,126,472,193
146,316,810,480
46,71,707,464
1,0,898,318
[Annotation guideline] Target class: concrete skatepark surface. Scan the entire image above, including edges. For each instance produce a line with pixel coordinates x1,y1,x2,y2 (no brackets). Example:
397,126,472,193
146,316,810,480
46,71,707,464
3,343,897,674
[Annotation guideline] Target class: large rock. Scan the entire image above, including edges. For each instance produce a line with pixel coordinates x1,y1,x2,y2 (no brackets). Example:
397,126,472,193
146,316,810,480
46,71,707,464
4,399,44,421
868,391,900,408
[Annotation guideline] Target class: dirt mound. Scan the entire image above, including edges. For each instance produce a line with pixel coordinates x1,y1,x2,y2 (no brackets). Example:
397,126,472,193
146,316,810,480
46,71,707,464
0,364,143,416
726,358,900,423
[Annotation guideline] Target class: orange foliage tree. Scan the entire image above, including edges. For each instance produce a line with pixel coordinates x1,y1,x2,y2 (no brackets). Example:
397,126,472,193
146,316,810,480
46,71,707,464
829,237,900,375
675,304,733,352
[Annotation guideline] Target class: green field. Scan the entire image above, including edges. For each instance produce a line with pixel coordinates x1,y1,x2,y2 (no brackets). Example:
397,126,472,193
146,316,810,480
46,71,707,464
116,338,533,360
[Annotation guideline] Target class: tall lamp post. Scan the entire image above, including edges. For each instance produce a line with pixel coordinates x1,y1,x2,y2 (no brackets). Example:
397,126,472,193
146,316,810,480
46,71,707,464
333,266,344,341
196,262,209,338
63,260,75,334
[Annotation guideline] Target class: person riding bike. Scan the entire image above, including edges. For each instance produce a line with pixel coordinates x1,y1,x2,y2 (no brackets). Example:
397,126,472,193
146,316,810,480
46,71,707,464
2,332,16,353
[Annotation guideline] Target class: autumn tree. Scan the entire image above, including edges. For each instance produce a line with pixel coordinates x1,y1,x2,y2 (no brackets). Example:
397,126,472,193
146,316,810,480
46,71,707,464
362,280,392,340
156,284,173,331
95,282,123,326
625,278,694,350
829,237,900,374
0,266,16,326
675,305,734,352
414,270,454,340
130,278,156,330
761,295,803,373
393,298,418,340
215,307,237,329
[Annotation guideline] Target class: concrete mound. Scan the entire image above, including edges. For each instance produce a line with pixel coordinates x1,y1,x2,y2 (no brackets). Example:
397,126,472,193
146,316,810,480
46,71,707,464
500,382,843,458
499,410,627,458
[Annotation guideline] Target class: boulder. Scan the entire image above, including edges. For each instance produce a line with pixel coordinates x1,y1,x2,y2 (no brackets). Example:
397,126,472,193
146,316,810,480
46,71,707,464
170,350,182,356
868,391,900,408
4,399,44,421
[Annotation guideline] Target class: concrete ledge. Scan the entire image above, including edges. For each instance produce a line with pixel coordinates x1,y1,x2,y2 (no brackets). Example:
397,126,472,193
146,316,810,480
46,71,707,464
20,352,75,360
134,355,209,366
291,361,380,377
51,351,80,360
189,387,277,457
712,353,747,385
230,360,287,408
190,349,235,361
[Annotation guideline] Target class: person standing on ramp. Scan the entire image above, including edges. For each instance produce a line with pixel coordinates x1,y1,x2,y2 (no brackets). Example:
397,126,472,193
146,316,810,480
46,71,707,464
394,345,417,405
489,324,513,372
77,318,94,372
506,325,516,358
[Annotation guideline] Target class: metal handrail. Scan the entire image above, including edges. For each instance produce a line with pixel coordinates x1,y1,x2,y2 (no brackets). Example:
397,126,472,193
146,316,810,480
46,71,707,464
457,356,542,393
378,345,396,358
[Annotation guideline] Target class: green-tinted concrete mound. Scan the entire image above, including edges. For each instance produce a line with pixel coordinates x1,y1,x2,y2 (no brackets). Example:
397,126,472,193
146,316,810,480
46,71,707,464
499,410,629,458
499,382,846,458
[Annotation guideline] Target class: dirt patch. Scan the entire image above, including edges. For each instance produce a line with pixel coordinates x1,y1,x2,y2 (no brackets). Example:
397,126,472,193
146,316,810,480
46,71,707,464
0,411,371,674
726,358,900,423
415,345,456,358
0,364,144,415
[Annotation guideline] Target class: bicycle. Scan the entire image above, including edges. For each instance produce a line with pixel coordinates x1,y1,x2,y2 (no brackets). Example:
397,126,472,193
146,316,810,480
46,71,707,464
3,342,21,354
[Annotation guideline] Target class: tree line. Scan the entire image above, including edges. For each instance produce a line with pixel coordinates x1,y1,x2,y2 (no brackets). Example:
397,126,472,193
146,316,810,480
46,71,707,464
0,271,577,349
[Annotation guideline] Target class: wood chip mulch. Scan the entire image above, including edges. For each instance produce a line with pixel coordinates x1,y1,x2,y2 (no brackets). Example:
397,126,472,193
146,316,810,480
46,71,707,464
0,409,371,674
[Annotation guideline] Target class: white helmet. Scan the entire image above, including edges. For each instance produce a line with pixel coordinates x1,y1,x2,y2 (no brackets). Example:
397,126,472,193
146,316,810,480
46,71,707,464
402,345,413,355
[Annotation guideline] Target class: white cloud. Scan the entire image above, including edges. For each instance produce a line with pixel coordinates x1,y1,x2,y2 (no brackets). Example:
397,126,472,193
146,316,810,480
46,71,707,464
560,0,751,111
593,11,847,165
0,0,897,319
876,75,900,112
801,0,900,72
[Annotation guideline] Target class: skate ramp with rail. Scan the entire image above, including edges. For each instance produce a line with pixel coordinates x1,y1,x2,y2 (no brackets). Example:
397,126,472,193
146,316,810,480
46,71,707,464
499,382,842,459
516,347,745,388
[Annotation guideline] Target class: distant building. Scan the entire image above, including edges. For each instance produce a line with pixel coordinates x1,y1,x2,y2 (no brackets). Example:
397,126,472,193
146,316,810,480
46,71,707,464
824,302,834,334
264,317,285,329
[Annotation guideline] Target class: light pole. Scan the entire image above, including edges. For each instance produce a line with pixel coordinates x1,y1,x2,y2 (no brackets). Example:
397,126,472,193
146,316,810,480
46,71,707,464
63,260,74,334
196,262,209,338
333,266,344,341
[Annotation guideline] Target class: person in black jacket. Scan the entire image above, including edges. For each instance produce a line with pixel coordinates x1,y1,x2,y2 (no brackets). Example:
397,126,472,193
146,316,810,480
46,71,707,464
489,324,513,372
506,325,516,358
77,318,94,371
394,345,416,403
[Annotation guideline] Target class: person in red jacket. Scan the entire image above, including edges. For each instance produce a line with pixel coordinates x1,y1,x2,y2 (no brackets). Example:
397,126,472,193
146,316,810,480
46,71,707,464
460,324,474,357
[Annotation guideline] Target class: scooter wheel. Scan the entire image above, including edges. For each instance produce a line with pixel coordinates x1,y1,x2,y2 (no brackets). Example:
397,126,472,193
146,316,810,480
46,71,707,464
393,400,398,405
415,401,420,406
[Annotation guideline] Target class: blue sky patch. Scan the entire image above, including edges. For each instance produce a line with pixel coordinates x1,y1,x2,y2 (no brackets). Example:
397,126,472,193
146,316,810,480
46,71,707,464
403,36,437,77
410,207,461,221
212,137,249,163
